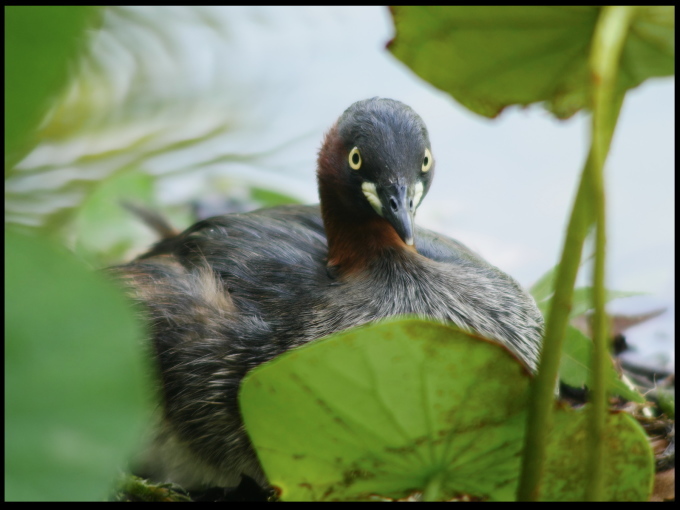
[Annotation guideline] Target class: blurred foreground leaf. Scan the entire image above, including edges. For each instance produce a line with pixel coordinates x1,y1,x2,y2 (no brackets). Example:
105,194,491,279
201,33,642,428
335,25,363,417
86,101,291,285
240,319,653,501
5,6,98,170
5,229,150,501
390,6,674,118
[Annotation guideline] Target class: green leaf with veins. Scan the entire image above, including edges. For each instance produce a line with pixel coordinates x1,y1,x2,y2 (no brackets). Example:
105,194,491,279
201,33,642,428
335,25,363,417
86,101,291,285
240,319,652,501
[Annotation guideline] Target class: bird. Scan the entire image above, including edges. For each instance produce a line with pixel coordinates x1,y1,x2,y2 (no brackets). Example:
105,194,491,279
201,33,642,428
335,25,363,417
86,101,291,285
111,97,544,493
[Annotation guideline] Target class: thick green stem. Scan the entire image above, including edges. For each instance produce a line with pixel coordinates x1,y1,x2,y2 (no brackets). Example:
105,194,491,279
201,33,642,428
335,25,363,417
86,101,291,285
517,6,634,501
586,6,636,501
423,471,443,502
516,144,595,503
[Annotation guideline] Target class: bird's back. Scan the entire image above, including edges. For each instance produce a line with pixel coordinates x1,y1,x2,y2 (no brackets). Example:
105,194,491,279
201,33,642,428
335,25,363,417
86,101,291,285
125,204,541,360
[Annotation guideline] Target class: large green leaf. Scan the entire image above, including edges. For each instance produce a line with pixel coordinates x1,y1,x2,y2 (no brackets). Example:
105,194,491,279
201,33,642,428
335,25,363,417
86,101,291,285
5,6,98,170
5,230,150,501
240,319,652,501
389,6,674,118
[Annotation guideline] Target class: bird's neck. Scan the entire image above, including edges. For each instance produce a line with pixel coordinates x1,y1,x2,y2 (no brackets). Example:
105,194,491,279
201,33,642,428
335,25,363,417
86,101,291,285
318,185,416,274
316,124,415,273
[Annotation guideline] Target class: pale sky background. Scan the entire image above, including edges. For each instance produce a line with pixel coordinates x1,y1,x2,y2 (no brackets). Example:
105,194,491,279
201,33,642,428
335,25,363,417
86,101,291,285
8,7,674,367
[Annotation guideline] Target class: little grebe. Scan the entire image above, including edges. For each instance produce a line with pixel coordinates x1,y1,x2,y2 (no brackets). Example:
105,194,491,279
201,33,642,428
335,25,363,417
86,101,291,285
112,98,543,491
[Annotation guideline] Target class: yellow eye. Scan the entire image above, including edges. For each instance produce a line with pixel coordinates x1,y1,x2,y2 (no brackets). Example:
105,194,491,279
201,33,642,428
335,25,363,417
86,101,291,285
422,148,433,173
349,147,362,170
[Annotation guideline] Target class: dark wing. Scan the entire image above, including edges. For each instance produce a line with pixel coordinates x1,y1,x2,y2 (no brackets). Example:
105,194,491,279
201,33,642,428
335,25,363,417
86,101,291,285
134,204,330,320
140,204,325,258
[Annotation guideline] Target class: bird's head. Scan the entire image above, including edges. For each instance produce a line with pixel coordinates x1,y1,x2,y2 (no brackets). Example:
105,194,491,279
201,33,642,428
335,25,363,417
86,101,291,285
317,97,434,247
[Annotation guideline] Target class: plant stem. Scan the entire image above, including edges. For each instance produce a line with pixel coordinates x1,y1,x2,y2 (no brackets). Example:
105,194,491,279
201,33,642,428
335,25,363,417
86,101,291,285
517,6,634,502
423,472,443,502
586,5,636,501
516,141,595,503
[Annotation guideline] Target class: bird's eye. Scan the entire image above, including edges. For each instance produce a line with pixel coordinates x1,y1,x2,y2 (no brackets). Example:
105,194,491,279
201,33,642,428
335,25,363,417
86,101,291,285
349,147,362,170
422,148,433,173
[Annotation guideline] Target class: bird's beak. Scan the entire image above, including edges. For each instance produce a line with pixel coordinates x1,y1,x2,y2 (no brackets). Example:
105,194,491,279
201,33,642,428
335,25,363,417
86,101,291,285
383,185,415,246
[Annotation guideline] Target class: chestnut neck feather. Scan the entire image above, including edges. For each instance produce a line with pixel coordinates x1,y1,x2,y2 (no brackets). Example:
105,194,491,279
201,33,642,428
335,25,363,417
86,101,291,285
317,126,415,274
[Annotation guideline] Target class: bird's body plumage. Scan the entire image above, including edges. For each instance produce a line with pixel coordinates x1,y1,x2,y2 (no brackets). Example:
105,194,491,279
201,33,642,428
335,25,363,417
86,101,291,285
112,98,543,491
